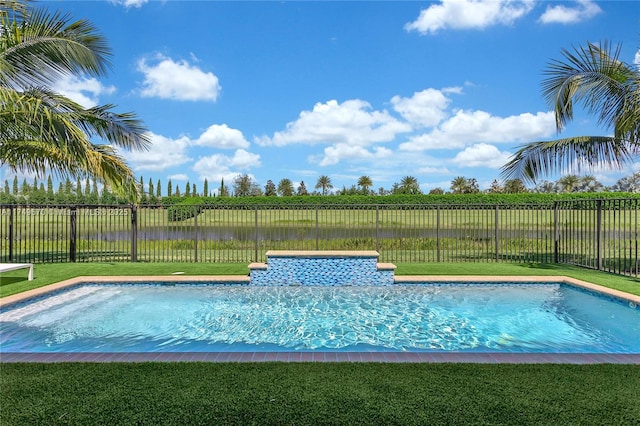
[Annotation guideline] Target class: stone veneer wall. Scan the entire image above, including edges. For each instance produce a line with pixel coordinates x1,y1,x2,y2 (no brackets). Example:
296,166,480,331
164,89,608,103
250,254,394,286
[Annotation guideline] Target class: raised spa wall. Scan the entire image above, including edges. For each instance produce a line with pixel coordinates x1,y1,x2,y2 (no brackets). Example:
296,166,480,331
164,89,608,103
248,251,396,286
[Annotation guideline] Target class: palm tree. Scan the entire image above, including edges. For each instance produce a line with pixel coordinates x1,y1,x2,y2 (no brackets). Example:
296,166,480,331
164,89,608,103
314,175,333,196
575,175,604,193
357,175,373,195
394,176,421,195
557,174,580,193
502,41,639,183
277,178,294,197
450,176,469,194
0,0,150,199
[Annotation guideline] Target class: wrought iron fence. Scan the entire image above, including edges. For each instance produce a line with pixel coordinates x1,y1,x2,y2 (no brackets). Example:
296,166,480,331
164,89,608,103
0,200,637,277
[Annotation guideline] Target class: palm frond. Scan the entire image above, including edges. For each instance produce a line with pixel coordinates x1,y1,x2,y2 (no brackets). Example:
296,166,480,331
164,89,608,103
1,4,111,87
542,41,638,141
501,136,637,184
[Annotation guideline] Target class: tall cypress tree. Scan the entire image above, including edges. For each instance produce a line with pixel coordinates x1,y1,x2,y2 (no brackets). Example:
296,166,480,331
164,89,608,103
167,180,172,197
156,179,161,198
47,175,54,197
12,176,18,195
76,177,82,199
203,179,209,197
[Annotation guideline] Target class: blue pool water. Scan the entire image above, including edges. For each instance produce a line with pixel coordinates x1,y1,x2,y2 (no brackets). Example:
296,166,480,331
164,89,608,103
1,283,638,353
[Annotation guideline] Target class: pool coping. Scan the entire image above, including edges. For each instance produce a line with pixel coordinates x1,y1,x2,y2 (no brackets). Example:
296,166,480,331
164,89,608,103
1,274,639,364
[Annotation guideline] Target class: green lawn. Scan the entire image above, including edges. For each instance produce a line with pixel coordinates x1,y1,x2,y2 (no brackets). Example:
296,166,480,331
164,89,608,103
1,261,638,298
2,363,639,425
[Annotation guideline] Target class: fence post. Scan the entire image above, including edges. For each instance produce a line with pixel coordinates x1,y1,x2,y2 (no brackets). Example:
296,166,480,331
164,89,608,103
69,206,77,262
596,199,602,271
193,205,198,262
495,205,499,262
554,201,559,263
436,206,441,262
130,205,138,262
375,205,379,253
8,205,14,262
254,206,259,261
315,206,319,250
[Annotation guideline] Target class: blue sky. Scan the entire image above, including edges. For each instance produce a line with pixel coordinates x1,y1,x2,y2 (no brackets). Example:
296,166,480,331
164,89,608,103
6,0,640,194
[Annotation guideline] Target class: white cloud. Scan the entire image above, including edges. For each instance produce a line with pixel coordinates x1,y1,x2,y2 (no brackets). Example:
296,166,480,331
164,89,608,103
137,54,221,101
452,143,512,168
400,110,555,151
193,149,261,181
391,88,456,127
635,50,640,67
193,124,250,149
315,144,393,167
538,0,601,24
256,99,411,147
53,75,115,108
125,132,191,171
405,0,535,34
110,0,148,8
416,166,451,175
168,174,189,181
230,149,261,169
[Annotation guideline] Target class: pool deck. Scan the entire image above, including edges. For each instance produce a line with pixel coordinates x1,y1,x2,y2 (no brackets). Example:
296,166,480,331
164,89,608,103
1,274,639,364
1,351,638,364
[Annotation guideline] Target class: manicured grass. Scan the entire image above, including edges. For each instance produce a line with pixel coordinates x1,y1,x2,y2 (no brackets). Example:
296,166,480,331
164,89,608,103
1,261,638,298
2,363,639,425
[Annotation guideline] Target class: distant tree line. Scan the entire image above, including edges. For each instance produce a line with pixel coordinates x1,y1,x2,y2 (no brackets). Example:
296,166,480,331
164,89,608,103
1,172,639,205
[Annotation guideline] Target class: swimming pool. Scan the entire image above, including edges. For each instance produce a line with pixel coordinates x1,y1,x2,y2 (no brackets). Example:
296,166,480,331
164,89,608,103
1,282,638,354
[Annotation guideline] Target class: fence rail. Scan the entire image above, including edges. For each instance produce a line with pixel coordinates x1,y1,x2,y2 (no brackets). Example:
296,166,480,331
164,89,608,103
1,200,637,277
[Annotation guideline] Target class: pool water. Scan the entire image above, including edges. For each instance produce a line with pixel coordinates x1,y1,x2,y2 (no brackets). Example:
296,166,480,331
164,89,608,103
1,283,638,353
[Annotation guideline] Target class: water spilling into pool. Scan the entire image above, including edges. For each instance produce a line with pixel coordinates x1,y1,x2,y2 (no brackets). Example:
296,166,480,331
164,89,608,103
1,283,638,353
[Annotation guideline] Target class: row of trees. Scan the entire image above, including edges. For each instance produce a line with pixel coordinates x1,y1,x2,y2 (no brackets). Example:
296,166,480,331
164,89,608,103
2,171,638,205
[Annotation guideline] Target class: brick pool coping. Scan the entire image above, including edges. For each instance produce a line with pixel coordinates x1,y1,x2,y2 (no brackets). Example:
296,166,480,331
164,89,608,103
1,274,639,364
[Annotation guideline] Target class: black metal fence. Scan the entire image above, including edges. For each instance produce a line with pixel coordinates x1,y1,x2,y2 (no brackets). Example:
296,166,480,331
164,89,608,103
1,199,637,277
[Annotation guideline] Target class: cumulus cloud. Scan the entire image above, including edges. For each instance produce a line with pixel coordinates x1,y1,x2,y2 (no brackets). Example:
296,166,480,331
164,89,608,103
635,50,640,67
256,99,411,147
399,110,555,151
53,75,115,108
538,0,601,24
405,0,535,34
137,54,221,101
168,174,189,181
314,144,393,167
125,132,191,171
193,124,250,149
391,88,457,127
109,0,148,8
452,143,512,168
416,166,451,175
193,149,261,181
